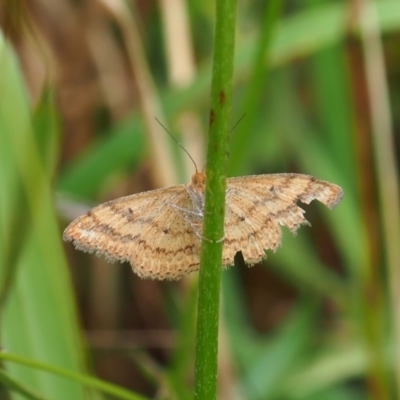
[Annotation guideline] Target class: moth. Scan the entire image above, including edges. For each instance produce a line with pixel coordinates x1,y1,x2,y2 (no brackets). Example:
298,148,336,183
63,170,343,280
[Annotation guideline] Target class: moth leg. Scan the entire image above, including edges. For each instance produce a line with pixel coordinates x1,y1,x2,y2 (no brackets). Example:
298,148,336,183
170,203,203,218
215,236,225,243
184,185,204,216
169,203,202,236
169,202,223,244
169,203,220,243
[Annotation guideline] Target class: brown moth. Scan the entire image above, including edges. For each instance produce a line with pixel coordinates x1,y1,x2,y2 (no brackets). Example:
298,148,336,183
63,171,343,280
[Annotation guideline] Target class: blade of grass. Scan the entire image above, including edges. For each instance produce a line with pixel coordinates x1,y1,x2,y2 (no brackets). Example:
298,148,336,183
0,351,148,400
57,115,144,199
193,0,237,398
358,1,400,396
269,232,346,302
221,269,264,366
241,297,319,399
0,369,51,400
168,283,198,399
33,90,60,179
100,0,179,188
229,0,283,176
281,342,368,399
309,45,354,182
0,33,90,399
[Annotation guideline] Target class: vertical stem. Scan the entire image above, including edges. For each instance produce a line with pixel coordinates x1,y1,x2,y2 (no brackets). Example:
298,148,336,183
193,0,237,399
358,1,400,397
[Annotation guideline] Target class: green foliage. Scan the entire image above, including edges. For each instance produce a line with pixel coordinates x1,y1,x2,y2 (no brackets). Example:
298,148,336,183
1,1,400,399
0,33,89,399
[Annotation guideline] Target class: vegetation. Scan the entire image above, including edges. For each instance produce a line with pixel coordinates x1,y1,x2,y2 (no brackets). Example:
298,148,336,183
0,1,399,399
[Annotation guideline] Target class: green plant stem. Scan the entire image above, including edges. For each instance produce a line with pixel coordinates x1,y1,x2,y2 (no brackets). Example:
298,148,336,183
193,0,237,399
0,351,147,400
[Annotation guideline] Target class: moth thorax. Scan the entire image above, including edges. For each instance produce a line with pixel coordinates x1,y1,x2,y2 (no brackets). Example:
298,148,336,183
190,171,206,192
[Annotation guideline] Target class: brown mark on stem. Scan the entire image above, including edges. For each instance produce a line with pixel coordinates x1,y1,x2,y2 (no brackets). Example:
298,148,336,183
209,109,215,126
219,90,225,105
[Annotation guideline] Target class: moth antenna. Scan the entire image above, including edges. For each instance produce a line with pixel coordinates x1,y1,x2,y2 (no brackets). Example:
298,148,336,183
230,113,246,133
154,117,199,173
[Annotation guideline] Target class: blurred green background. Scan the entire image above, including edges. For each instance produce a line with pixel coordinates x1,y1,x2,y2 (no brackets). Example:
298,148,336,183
0,0,399,399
